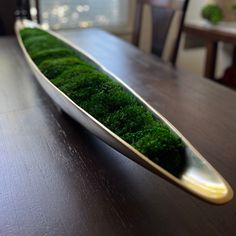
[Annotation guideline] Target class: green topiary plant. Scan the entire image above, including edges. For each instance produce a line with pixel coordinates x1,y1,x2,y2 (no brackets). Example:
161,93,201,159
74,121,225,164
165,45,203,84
232,4,236,12
20,27,186,176
201,4,223,24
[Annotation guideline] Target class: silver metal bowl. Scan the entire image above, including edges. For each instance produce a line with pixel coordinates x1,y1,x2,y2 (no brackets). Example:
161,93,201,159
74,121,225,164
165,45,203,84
15,19,233,204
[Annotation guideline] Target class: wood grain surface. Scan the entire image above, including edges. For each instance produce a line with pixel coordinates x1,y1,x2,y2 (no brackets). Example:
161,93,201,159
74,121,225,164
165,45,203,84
0,29,236,236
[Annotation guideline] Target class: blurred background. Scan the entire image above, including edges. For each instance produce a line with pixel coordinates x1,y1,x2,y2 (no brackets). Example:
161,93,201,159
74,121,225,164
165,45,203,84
0,0,235,80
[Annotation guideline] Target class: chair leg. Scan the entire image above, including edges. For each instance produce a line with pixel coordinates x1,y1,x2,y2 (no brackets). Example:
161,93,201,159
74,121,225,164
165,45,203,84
232,46,236,65
132,1,143,47
204,41,218,80
35,0,41,23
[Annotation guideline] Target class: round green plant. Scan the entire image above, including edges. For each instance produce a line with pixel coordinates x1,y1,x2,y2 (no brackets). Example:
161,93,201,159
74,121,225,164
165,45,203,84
232,4,236,12
201,4,223,24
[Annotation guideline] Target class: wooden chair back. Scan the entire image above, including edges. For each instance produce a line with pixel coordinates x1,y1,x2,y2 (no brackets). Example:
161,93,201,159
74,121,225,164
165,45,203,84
132,0,189,65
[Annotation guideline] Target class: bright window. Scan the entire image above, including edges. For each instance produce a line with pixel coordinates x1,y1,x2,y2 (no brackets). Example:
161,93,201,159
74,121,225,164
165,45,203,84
30,0,133,32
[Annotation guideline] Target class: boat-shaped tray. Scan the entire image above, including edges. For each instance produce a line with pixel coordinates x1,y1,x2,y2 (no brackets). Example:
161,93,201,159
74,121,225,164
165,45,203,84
15,19,233,204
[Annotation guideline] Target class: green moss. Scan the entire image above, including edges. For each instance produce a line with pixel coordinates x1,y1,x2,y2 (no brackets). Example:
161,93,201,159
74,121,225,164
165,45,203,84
84,81,138,115
24,35,65,56
39,57,88,79
52,64,96,87
57,71,139,124
20,28,50,41
58,71,111,104
132,123,185,175
103,105,154,137
32,48,77,65
20,27,187,176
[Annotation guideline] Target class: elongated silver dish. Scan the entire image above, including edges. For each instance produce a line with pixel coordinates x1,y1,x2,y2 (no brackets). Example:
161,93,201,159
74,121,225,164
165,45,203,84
15,19,233,204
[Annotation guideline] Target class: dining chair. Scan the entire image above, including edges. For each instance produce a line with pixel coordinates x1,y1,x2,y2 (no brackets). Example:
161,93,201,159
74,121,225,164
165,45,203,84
132,0,189,66
15,0,41,24
16,0,32,20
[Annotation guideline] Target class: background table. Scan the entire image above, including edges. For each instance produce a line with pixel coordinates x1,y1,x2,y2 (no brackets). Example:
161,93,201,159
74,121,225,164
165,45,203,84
184,21,236,80
1,28,236,236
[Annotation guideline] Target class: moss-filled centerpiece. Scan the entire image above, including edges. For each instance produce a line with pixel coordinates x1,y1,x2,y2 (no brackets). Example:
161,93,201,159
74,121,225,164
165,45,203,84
19,26,186,176
15,19,233,204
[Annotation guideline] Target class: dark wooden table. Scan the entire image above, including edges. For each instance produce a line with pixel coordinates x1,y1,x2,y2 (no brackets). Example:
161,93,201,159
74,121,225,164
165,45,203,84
184,21,236,79
1,28,236,236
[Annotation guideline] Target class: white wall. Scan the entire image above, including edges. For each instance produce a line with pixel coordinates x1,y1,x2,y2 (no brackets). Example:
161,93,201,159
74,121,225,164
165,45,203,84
185,0,206,22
